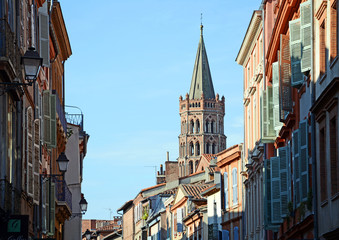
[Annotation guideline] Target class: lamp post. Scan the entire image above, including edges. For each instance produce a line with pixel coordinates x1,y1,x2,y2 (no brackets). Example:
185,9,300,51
79,194,88,214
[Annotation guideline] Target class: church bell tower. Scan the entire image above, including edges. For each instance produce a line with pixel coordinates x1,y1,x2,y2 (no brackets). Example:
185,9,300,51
178,25,227,177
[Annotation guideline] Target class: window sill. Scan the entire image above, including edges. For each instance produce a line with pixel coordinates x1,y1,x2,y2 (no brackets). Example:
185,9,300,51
330,56,338,69
331,192,339,201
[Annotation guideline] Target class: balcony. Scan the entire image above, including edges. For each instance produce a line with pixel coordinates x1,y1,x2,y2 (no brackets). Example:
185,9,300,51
66,113,84,132
0,19,21,81
54,179,72,215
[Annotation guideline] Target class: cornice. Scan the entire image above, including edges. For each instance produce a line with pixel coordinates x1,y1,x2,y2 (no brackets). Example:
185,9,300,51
236,11,263,66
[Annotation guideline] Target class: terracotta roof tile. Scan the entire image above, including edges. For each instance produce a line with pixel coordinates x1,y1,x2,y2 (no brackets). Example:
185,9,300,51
201,154,216,162
181,184,211,199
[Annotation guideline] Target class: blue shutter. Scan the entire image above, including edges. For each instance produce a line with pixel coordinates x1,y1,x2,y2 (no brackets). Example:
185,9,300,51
293,129,301,207
299,120,309,202
222,230,229,240
270,157,282,223
279,146,289,217
234,227,239,240
264,159,272,225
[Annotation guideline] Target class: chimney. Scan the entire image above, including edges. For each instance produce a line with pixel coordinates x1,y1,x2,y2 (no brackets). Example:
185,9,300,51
160,164,163,175
167,151,169,161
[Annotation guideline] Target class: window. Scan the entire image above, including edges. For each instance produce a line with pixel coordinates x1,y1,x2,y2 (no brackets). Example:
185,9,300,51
206,142,210,154
195,161,199,172
211,120,215,133
190,142,194,156
320,20,327,77
232,168,238,205
195,142,200,156
196,119,200,133
205,120,209,133
212,143,216,154
189,161,193,174
190,120,195,133
319,123,327,202
234,227,239,240
329,103,338,196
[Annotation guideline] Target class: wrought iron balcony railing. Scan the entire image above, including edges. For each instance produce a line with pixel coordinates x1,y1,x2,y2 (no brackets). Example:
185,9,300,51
0,19,21,80
66,113,84,132
54,179,72,211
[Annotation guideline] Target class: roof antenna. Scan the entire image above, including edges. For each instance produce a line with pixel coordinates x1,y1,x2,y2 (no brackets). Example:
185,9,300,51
200,13,203,36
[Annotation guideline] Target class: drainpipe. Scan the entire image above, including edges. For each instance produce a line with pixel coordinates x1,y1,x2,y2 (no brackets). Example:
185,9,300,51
310,0,318,239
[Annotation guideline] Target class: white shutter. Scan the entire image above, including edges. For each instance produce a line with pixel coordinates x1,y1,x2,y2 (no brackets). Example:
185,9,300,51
232,168,238,205
279,146,289,218
272,61,283,133
43,90,51,145
299,120,309,202
300,0,312,73
33,119,40,203
38,2,49,67
289,19,304,87
177,208,183,232
261,86,275,142
27,107,34,196
49,94,57,148
224,172,229,209
292,129,300,207
270,156,281,224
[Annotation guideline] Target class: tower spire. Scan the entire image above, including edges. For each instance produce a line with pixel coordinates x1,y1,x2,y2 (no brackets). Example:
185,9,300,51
189,23,215,100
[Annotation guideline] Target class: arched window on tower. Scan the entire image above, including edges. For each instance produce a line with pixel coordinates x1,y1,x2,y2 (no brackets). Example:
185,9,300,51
211,120,215,133
179,163,182,177
195,142,200,156
206,142,210,154
189,142,194,156
196,120,200,133
205,120,209,133
212,143,216,154
189,161,193,174
219,120,222,133
190,120,194,134
195,160,199,172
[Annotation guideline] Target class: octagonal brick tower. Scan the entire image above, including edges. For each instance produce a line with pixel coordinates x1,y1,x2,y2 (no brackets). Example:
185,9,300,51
178,25,227,177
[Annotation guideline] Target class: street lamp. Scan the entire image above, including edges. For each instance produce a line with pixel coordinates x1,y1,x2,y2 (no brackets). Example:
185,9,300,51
84,229,91,240
21,47,43,83
79,194,88,214
57,152,69,173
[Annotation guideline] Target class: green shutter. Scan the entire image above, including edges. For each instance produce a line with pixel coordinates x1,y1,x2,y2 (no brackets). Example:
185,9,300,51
279,147,289,217
299,120,309,202
293,129,300,207
272,61,283,134
49,94,57,148
38,2,49,67
49,182,55,236
43,90,51,145
289,19,304,87
301,0,312,73
271,157,281,223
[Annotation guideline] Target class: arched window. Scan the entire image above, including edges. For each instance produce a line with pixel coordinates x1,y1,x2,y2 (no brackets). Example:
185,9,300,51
212,143,216,154
189,142,194,156
196,120,200,133
206,142,210,154
195,160,199,172
205,120,209,133
189,161,193,174
211,120,215,133
190,120,194,133
195,142,200,156
198,102,201,107
179,163,182,177
232,168,238,205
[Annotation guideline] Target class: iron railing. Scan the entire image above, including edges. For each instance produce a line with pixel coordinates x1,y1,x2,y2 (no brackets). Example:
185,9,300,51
0,19,21,79
66,113,84,131
54,179,72,211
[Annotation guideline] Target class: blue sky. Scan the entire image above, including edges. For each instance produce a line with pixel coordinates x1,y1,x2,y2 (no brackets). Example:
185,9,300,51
61,0,260,220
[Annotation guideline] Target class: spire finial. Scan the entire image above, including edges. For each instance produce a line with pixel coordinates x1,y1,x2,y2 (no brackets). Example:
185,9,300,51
200,13,203,36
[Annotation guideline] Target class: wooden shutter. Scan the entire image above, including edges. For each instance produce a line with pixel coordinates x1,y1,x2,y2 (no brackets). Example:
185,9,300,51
232,168,238,205
49,93,57,148
264,159,272,225
301,1,312,73
299,120,309,202
49,182,55,235
43,90,51,145
27,107,34,196
224,172,229,209
279,34,293,115
279,146,289,217
289,19,304,87
292,129,300,207
38,2,49,67
272,61,283,133
270,157,281,223
261,87,275,142
41,178,50,233
33,119,40,203
177,208,183,232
